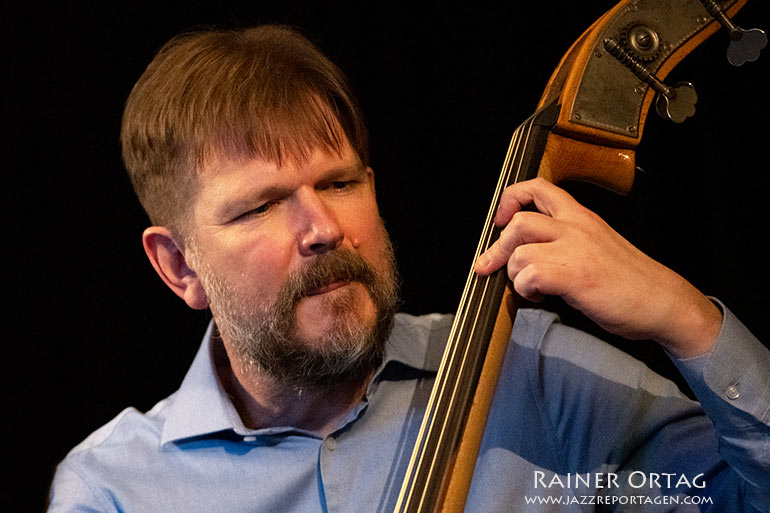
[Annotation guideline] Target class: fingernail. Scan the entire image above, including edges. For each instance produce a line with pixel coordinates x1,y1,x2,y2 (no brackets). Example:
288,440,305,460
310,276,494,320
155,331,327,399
493,206,502,224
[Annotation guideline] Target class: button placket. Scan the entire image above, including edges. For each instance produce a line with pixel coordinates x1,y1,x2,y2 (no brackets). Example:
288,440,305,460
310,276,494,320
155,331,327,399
319,436,342,513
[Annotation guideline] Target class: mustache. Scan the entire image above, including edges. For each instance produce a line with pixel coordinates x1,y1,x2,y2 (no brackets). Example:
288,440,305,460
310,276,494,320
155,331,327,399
281,248,378,304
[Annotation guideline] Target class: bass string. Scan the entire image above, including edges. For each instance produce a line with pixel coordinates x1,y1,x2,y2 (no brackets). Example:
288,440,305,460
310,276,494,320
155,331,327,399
395,114,538,512
425,114,534,436
414,115,536,505
406,115,536,512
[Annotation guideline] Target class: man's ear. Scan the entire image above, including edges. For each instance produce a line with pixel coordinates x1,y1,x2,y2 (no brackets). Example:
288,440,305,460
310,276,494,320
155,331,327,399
142,227,209,310
366,166,377,197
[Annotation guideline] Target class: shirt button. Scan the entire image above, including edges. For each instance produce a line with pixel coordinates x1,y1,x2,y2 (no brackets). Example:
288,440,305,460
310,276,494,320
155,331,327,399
725,383,740,400
323,437,337,451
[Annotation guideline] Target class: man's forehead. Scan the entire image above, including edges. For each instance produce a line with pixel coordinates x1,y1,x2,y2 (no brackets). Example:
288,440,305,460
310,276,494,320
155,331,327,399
199,138,361,179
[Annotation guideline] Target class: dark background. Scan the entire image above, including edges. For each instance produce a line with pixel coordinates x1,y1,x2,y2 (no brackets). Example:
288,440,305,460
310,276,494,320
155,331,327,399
4,1,767,510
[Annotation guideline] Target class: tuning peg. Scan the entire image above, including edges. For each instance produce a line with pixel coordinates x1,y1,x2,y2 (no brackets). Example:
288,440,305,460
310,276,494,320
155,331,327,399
726,28,767,66
604,38,697,123
655,82,697,124
700,0,767,66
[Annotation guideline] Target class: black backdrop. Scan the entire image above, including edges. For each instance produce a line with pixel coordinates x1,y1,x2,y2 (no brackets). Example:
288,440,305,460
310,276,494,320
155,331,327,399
6,1,768,510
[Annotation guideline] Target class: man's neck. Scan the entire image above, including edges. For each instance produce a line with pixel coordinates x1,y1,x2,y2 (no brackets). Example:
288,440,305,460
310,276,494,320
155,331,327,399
216,342,372,436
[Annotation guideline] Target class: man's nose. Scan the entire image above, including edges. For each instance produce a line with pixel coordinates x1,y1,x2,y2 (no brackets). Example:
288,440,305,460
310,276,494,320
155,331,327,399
296,190,344,256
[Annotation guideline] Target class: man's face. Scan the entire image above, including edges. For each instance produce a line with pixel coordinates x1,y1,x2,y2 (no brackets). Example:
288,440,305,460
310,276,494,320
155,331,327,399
185,139,398,388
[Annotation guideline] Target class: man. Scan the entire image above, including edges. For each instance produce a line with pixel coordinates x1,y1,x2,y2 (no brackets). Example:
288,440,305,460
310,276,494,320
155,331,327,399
48,25,768,512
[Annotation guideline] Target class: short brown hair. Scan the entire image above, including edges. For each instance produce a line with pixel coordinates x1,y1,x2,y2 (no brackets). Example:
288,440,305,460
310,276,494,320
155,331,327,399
121,25,369,232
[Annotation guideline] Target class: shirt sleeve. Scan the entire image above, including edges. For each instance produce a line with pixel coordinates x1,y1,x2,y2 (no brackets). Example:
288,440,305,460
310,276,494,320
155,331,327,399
672,300,770,510
518,306,769,512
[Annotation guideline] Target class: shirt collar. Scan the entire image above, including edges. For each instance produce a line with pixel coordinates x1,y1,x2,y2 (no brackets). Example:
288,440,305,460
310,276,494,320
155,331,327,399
160,312,453,446
160,322,247,446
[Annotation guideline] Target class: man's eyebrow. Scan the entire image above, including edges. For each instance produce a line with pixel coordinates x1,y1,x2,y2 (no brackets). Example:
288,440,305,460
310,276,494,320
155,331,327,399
318,162,368,181
255,164,366,197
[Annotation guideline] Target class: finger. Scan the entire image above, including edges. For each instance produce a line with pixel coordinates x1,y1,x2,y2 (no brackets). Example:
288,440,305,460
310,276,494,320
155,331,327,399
494,177,580,226
475,212,561,275
505,241,554,279
511,261,573,303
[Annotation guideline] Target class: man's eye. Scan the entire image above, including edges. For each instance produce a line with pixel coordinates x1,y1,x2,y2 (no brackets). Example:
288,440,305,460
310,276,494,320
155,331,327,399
235,201,277,221
325,181,354,191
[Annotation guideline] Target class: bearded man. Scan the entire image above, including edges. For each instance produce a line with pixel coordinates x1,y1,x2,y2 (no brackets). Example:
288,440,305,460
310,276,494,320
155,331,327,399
48,25,769,513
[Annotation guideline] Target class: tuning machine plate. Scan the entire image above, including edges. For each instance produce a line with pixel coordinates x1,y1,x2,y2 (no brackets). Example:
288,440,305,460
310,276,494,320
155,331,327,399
604,37,697,123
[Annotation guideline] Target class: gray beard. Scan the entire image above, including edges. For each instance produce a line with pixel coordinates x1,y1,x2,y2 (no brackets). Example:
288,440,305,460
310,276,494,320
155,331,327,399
196,243,399,390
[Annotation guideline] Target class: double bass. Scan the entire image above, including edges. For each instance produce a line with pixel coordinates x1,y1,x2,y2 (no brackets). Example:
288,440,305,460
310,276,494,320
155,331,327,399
391,1,766,511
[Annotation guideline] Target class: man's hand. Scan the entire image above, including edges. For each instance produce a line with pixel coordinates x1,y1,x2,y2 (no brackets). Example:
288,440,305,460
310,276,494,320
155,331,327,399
473,178,722,357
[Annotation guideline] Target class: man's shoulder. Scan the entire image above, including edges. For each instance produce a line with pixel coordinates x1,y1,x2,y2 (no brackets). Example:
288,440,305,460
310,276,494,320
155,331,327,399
512,307,635,366
386,309,564,372
63,392,178,467
392,312,454,337
509,308,688,403
390,308,647,376
386,312,454,371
